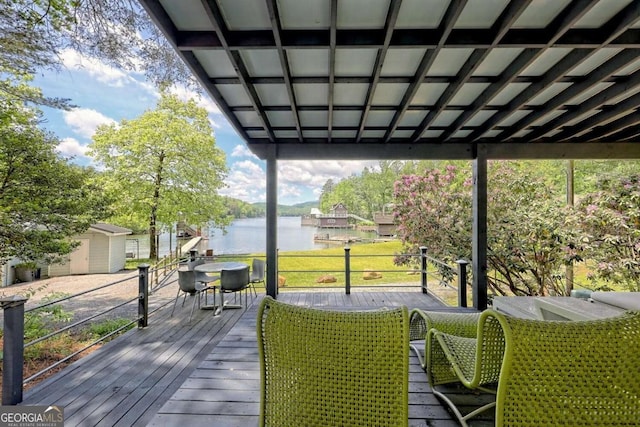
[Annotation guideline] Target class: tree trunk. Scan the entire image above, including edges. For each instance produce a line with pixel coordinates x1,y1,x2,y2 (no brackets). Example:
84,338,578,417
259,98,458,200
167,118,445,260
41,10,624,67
149,152,165,260
149,217,157,260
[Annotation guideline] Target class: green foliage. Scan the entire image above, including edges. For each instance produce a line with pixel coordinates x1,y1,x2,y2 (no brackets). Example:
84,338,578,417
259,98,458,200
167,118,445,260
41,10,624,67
15,261,38,269
576,173,640,291
224,197,264,218
24,292,73,342
0,81,111,265
486,163,581,296
0,0,191,93
393,162,581,297
89,91,229,259
393,164,472,270
81,318,134,341
318,161,401,220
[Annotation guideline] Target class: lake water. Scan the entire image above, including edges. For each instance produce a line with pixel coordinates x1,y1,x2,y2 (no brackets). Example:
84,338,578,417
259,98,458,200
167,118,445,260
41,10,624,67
126,216,376,258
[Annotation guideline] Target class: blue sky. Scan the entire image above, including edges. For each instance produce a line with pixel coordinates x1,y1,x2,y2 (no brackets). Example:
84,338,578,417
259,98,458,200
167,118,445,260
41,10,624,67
35,49,377,206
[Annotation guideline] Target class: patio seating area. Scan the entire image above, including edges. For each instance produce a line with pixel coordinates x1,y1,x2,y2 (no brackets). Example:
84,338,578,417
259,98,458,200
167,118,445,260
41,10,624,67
22,287,489,426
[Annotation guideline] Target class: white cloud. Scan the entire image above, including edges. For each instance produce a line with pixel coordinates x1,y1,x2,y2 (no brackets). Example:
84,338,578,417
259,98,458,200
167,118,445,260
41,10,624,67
231,144,257,158
279,160,377,188
60,49,135,88
56,137,89,159
220,159,378,204
221,160,266,202
63,108,116,139
168,84,221,117
279,182,303,200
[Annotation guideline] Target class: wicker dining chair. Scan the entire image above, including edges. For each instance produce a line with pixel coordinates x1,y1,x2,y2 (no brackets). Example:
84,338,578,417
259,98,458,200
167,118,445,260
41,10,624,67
417,308,640,426
257,296,409,427
487,309,640,426
409,309,497,426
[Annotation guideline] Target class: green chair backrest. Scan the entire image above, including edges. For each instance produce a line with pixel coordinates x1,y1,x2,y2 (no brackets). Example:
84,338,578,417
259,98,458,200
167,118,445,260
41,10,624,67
257,297,409,427
488,310,640,426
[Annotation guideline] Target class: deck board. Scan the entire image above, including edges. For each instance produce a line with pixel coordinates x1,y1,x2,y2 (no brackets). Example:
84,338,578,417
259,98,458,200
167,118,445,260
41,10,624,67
21,286,492,426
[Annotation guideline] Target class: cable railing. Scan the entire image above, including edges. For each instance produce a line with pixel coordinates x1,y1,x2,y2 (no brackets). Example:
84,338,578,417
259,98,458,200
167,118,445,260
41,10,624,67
205,246,471,306
1,246,470,405
0,254,184,405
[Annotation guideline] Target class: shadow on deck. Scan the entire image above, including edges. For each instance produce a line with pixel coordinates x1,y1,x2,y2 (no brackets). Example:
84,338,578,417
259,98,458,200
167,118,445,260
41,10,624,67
22,289,493,426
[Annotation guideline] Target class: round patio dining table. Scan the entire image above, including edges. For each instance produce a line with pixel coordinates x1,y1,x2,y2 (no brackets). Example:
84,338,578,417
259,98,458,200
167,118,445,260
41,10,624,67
193,261,247,273
194,261,249,314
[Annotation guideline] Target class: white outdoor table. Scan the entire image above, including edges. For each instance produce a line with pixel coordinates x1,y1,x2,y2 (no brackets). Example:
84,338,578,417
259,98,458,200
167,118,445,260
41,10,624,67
194,262,249,314
492,295,628,321
194,261,248,273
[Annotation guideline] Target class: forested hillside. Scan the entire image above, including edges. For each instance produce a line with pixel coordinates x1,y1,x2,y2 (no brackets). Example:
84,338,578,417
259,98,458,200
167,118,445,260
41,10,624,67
225,198,318,218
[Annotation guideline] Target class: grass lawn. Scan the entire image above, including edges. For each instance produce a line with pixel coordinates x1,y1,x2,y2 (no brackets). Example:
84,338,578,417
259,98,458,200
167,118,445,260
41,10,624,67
275,240,421,288
215,240,457,293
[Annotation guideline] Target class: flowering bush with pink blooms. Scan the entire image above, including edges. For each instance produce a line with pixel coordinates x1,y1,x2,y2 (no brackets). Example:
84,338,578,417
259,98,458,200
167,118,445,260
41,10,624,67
576,174,640,291
393,162,582,296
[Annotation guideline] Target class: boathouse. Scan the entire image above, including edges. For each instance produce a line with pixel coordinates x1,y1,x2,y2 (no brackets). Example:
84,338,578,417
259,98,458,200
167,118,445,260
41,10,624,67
318,203,349,228
374,212,396,237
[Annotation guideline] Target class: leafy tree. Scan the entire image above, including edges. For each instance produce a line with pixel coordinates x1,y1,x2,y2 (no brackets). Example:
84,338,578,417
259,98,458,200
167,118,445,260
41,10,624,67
486,163,580,296
320,177,357,215
224,197,263,218
576,173,640,291
574,160,640,195
318,161,405,221
356,161,401,220
89,91,229,259
1,0,190,95
393,162,581,296
0,82,110,264
318,179,335,213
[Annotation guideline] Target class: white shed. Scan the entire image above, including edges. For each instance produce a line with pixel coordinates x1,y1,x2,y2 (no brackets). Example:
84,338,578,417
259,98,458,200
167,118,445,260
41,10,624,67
48,223,132,277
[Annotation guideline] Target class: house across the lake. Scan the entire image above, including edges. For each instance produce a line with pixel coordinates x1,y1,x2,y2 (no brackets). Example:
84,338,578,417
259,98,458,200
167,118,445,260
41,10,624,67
317,203,349,228
301,208,322,226
374,212,396,237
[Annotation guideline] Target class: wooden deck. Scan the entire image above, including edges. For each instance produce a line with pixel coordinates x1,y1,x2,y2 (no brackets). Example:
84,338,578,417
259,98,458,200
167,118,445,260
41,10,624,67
22,288,493,426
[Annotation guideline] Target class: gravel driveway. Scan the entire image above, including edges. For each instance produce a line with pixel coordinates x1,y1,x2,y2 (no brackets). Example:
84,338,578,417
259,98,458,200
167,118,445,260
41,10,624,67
0,270,179,327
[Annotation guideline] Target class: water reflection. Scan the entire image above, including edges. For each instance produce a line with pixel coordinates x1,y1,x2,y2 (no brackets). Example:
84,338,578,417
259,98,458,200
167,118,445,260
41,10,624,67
126,216,377,258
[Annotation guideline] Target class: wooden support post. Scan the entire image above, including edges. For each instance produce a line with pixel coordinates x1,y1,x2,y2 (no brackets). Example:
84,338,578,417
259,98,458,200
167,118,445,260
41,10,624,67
472,151,488,310
266,146,278,298
456,260,469,308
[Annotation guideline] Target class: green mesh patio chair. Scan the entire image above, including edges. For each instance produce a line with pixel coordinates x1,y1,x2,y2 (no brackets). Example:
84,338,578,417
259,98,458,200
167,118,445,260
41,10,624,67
409,309,482,378
257,296,409,427
409,309,497,425
419,309,640,426
488,309,640,426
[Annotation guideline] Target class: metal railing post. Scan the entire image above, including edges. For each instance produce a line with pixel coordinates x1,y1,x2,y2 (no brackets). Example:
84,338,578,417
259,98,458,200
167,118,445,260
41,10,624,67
456,259,469,308
1,295,28,405
420,246,428,294
344,245,351,295
138,264,150,328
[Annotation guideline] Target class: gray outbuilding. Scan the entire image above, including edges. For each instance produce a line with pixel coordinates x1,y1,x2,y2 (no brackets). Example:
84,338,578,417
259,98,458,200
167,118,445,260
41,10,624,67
48,223,132,277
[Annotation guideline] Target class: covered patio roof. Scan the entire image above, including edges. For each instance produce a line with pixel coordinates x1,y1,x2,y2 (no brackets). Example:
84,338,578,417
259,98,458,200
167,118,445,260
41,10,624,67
139,0,640,307
140,0,640,160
